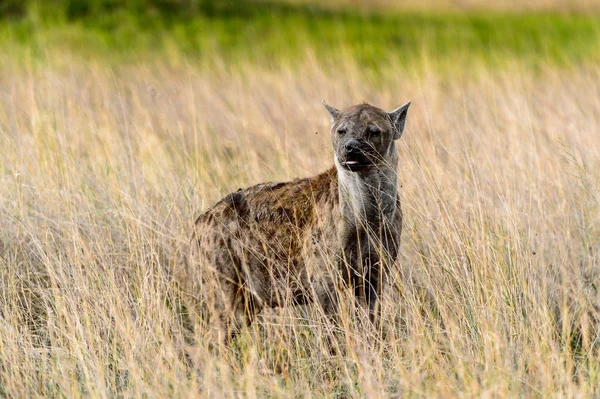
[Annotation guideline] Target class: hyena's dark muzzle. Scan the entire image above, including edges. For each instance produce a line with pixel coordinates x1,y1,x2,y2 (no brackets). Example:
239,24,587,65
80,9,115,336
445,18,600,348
341,139,377,172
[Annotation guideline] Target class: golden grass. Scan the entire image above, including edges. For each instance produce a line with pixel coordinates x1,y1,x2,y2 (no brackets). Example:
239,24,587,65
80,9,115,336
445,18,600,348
1,56,599,397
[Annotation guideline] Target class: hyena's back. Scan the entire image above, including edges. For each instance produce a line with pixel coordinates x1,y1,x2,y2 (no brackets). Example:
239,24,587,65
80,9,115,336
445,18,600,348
189,167,340,331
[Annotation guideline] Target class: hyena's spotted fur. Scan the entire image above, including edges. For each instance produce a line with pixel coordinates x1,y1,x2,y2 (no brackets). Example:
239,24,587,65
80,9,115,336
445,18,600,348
185,101,411,341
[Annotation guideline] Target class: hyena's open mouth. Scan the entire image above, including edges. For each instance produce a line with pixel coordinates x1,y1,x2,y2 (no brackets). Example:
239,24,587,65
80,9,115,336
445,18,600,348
342,158,371,172
341,152,378,172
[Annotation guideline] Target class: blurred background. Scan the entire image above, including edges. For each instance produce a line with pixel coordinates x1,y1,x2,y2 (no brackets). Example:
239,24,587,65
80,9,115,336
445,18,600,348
2,0,600,69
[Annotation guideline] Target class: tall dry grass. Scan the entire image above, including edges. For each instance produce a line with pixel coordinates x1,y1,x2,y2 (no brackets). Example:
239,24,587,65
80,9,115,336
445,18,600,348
1,56,599,397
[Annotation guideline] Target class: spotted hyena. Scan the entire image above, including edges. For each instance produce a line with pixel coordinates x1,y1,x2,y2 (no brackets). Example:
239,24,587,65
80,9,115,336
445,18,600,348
186,100,411,341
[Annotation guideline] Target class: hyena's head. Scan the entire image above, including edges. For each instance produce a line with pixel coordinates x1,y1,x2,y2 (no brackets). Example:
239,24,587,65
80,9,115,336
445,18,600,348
323,101,410,172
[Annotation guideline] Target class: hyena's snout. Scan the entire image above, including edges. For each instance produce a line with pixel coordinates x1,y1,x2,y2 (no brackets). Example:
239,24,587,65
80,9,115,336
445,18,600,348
341,139,375,172
344,139,368,154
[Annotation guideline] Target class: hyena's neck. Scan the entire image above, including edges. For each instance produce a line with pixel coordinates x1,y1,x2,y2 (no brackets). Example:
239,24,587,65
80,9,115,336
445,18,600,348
335,143,399,229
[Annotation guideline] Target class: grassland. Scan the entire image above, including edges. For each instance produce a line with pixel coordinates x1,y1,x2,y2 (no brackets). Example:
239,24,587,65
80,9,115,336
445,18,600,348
1,1,600,397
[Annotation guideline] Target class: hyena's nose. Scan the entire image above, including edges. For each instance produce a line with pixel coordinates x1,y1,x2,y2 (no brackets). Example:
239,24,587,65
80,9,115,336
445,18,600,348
345,139,362,153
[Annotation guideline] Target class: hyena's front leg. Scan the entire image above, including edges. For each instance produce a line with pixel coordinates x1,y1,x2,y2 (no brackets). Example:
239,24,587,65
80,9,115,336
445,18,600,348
354,254,383,325
340,230,383,324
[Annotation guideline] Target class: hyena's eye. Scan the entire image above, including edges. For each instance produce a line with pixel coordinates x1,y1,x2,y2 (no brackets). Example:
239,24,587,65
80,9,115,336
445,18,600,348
368,127,381,136
337,128,347,135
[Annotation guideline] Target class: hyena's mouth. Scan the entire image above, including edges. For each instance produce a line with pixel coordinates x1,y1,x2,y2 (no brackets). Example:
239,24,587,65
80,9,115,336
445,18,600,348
342,156,373,172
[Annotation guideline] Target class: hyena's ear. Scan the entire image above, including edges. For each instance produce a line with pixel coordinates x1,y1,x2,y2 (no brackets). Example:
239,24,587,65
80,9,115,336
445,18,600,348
322,100,340,123
388,101,411,139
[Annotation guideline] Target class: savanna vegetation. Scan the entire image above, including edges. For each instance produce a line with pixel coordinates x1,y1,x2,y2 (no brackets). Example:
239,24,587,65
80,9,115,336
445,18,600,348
1,0,599,397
